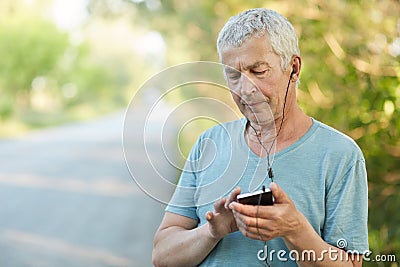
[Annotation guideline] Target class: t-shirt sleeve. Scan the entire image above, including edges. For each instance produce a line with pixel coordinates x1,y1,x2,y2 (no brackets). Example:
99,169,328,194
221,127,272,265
322,158,369,253
165,136,201,221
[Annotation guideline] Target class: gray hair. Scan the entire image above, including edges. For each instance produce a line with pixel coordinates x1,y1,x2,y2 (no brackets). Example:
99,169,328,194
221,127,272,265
217,8,300,72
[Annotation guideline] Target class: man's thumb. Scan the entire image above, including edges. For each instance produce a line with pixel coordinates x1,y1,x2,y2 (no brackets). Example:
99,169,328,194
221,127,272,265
270,182,290,204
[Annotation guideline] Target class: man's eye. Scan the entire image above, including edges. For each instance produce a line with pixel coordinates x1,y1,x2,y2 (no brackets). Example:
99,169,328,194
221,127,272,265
253,70,267,75
227,72,241,80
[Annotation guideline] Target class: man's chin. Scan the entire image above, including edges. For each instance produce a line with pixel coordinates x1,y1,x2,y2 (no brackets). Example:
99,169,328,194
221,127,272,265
245,115,276,127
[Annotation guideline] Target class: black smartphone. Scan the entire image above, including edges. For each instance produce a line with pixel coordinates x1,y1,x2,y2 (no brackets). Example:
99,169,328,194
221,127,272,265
237,188,274,206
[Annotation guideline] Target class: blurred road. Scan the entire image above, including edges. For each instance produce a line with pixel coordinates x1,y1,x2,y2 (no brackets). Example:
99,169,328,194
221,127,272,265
0,110,177,267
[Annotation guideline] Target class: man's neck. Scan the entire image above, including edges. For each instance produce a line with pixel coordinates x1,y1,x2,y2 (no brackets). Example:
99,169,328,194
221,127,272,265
246,105,312,155
275,107,311,152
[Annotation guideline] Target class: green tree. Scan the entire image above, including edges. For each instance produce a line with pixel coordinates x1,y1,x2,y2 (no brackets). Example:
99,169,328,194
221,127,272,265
0,2,68,118
0,0,135,131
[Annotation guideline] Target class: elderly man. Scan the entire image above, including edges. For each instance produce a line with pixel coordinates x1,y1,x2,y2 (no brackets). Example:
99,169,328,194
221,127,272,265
152,8,368,267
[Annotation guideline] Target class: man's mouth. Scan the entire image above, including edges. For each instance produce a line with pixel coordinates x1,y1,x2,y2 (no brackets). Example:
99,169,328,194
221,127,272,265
240,100,269,106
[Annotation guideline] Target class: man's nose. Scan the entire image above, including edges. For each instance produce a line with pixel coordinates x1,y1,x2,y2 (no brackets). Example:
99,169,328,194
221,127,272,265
240,75,257,96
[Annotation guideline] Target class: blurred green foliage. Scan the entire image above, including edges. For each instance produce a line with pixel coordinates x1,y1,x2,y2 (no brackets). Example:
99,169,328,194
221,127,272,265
1,0,399,265
0,0,134,134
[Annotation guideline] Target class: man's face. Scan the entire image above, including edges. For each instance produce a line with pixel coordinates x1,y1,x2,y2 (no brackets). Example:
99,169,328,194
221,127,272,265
221,35,291,126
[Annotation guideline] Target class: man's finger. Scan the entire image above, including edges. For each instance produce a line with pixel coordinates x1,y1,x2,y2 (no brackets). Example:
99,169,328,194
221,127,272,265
214,197,226,213
229,202,265,217
270,182,291,204
206,211,213,222
225,187,241,208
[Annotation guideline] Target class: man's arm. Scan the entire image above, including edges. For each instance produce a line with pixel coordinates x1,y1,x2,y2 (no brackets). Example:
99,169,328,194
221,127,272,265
283,218,362,267
153,188,240,267
152,212,219,267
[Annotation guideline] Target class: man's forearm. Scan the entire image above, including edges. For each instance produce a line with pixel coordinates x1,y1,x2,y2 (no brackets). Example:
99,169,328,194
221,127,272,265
152,223,220,267
283,216,360,267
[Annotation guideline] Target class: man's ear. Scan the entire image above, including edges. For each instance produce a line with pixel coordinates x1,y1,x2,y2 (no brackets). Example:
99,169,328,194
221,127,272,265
290,55,301,81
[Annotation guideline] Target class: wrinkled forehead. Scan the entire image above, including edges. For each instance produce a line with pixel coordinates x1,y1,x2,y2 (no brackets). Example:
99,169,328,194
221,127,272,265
220,35,277,71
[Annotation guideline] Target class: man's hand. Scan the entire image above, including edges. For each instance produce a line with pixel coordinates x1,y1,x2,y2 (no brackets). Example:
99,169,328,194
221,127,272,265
205,187,241,240
229,182,306,242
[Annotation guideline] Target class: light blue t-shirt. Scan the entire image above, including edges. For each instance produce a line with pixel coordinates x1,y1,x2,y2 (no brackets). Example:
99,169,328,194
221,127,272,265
166,118,369,266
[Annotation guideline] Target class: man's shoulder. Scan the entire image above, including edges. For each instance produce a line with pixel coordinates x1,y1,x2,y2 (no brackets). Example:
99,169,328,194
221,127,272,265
312,119,364,159
201,118,245,137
